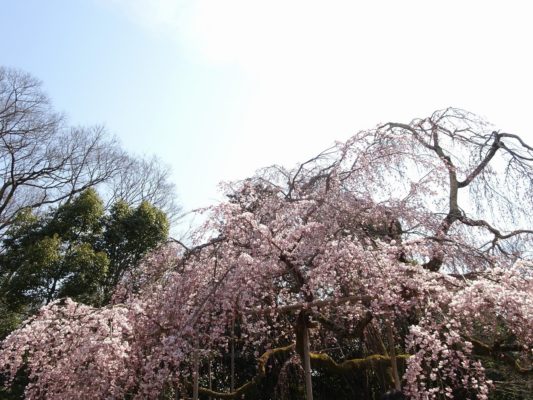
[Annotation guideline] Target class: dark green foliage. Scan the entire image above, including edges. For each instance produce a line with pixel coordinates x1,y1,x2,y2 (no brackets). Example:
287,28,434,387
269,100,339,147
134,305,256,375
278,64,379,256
101,200,169,302
0,189,169,339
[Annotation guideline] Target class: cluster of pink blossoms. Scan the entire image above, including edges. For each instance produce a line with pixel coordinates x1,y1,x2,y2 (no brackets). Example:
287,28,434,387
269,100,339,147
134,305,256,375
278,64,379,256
1,108,533,399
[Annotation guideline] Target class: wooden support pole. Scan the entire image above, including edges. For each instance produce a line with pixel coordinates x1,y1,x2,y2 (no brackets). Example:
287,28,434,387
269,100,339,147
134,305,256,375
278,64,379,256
230,313,235,392
208,357,212,390
302,325,314,400
386,321,401,391
193,343,199,400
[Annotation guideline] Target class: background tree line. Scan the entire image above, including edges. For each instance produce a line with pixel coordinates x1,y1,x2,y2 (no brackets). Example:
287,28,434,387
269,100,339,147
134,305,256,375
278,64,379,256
0,66,177,339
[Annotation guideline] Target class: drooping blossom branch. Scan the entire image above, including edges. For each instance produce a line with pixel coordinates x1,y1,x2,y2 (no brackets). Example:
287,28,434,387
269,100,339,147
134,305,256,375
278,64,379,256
1,108,532,399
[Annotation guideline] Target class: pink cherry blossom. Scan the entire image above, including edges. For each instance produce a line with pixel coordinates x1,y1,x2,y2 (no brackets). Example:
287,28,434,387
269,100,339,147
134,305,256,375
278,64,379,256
2,108,532,399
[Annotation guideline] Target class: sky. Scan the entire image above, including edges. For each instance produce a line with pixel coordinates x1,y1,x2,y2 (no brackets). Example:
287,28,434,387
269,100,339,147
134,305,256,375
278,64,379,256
1,0,532,215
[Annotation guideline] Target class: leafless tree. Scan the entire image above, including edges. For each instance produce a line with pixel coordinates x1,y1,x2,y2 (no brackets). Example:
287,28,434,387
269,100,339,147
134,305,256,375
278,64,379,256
0,66,180,234
102,154,181,221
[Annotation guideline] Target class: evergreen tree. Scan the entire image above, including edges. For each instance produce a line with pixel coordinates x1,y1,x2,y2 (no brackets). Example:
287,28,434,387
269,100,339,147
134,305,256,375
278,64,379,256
0,189,169,338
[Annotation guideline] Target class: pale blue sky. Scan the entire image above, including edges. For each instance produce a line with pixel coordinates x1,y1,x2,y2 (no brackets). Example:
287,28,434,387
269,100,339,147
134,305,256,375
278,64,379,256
2,0,533,213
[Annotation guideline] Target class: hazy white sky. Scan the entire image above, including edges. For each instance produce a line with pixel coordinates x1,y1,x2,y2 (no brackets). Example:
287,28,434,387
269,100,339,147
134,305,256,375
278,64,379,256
2,0,532,213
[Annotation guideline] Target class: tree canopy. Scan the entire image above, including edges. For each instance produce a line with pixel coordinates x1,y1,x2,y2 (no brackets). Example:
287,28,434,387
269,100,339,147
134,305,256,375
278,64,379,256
0,66,180,235
0,189,169,338
1,108,532,399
